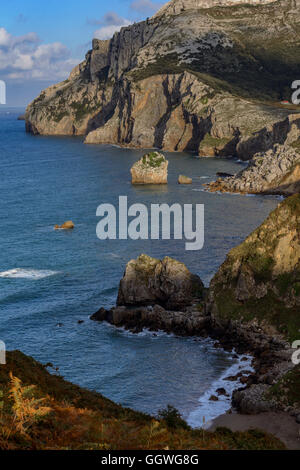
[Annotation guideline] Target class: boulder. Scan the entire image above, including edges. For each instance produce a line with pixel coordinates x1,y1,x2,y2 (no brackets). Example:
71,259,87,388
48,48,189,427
54,221,75,230
117,254,204,310
178,175,192,184
131,152,168,184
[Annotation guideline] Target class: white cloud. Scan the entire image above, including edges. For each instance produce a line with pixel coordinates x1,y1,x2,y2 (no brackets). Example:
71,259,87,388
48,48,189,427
0,27,78,82
89,11,132,40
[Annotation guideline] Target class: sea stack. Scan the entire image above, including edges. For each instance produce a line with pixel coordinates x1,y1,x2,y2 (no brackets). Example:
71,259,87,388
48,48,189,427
130,152,168,184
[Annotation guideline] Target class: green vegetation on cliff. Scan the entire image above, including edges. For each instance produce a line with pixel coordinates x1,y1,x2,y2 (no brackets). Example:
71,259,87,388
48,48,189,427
210,194,300,341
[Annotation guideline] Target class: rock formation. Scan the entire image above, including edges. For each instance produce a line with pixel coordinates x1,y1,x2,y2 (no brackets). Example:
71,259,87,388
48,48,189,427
131,152,168,184
207,194,300,342
117,254,204,310
178,175,192,184
91,254,206,334
208,144,300,195
25,0,300,160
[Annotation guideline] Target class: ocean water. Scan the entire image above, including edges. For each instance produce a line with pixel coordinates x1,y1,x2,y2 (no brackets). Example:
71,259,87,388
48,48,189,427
0,108,279,426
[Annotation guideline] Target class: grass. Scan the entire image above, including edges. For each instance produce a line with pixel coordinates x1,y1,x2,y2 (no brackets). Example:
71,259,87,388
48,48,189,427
142,152,165,168
0,351,285,450
266,365,300,409
199,133,231,150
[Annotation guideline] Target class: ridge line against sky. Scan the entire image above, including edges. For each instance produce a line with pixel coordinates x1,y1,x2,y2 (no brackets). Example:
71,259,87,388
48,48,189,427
0,0,163,106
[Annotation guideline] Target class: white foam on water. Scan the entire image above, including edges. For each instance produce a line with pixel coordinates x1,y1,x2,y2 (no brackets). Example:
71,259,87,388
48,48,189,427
0,268,59,280
187,353,254,429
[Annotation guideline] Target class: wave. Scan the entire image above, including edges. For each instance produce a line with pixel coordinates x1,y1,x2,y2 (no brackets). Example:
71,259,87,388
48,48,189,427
187,353,254,429
0,268,59,280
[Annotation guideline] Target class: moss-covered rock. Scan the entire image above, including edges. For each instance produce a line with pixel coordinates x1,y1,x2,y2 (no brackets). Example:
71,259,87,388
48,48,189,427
207,194,300,342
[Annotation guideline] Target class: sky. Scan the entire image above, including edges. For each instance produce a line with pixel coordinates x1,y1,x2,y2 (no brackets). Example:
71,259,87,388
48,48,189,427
0,0,164,106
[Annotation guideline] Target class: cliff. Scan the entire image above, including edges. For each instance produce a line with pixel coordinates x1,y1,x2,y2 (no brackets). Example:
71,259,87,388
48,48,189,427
26,0,300,159
207,194,300,342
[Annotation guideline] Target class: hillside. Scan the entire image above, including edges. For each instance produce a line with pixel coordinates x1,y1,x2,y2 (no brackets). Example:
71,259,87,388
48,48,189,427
0,351,285,450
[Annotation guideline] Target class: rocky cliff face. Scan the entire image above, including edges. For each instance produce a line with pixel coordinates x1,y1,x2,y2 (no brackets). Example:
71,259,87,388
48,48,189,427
26,0,300,159
207,194,300,342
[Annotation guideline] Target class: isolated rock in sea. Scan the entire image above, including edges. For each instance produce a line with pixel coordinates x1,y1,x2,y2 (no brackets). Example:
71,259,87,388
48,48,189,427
208,144,300,195
207,194,300,340
17,114,25,121
131,152,168,184
178,175,192,184
25,0,300,159
54,221,75,230
117,254,204,310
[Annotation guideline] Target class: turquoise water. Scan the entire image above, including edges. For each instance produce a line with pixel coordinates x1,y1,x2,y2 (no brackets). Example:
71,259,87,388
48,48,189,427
0,108,279,425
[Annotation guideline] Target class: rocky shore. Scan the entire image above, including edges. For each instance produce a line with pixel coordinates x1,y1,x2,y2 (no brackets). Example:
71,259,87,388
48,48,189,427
91,196,300,428
208,144,300,195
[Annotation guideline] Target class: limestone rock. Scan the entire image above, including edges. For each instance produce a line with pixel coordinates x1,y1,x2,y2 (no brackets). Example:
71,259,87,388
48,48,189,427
54,221,75,230
178,175,192,184
131,152,168,184
117,254,204,310
26,0,300,160
208,144,300,195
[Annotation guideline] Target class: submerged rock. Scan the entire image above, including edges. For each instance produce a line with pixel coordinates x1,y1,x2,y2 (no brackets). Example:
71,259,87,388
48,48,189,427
117,254,204,310
131,152,168,184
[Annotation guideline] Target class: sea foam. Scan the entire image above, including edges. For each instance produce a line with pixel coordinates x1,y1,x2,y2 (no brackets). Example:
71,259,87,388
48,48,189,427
187,353,254,429
0,268,59,279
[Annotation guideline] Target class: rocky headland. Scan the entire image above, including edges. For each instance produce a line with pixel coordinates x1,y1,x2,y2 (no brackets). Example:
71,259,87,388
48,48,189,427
25,0,300,161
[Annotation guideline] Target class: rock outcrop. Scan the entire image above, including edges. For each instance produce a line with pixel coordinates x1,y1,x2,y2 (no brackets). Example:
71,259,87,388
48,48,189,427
208,144,300,195
207,194,300,342
131,152,168,184
117,254,204,310
91,254,206,334
25,0,300,159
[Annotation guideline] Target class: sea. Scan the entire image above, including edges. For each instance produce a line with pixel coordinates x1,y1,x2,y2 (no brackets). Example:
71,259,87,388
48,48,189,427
0,107,280,426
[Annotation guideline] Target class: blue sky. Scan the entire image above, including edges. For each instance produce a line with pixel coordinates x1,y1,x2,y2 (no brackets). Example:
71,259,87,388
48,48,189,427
0,0,163,106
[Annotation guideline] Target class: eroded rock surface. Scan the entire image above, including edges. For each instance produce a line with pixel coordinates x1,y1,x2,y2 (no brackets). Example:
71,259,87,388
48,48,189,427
208,143,300,195
117,254,204,310
131,152,168,184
